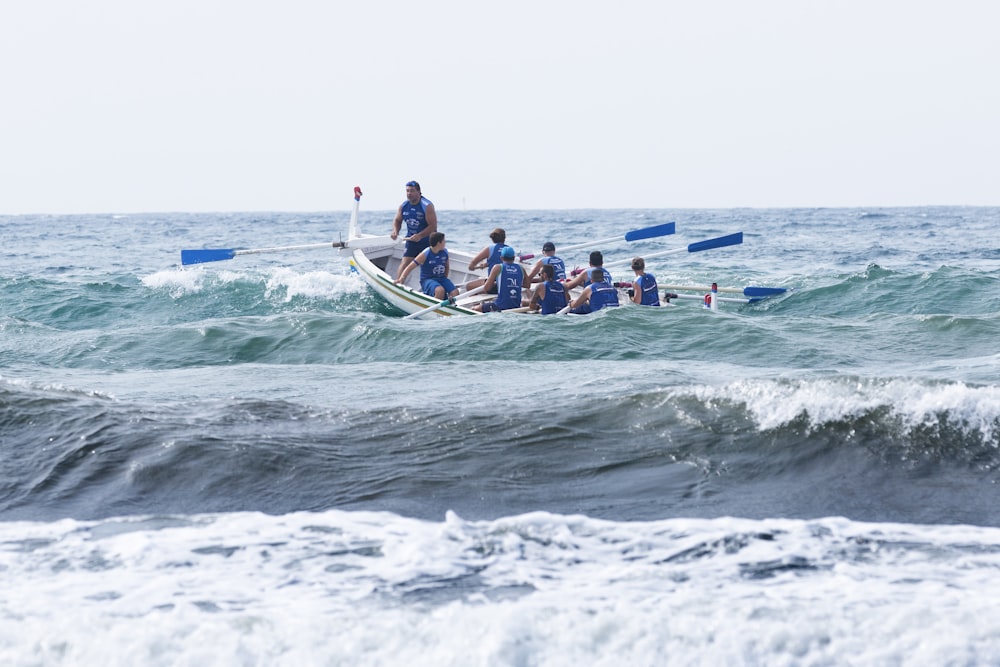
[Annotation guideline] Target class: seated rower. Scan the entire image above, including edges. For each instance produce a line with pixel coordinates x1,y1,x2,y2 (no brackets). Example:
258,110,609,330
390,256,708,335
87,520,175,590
527,264,567,315
630,257,660,306
474,246,527,312
524,241,567,284
465,228,509,293
568,268,619,314
563,250,613,291
394,232,459,301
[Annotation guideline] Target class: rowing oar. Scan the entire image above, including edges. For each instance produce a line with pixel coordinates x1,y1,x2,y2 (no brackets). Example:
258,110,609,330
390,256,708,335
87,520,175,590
518,222,676,260
600,232,744,268
180,186,394,265
668,293,766,304
180,235,398,266
658,284,788,298
402,285,487,320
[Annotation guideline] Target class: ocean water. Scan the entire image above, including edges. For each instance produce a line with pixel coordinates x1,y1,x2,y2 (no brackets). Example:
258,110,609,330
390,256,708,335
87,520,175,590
2,204,1000,664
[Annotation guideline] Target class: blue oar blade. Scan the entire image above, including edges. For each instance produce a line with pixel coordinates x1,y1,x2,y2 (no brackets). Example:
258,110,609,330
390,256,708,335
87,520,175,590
743,286,786,297
687,232,743,253
181,248,237,265
624,221,675,242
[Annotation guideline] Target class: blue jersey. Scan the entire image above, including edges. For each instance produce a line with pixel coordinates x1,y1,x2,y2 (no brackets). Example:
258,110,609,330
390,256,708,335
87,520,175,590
400,197,432,238
419,247,448,283
542,255,567,281
539,279,567,315
589,281,620,311
585,266,613,286
636,273,660,306
486,243,510,275
495,262,524,310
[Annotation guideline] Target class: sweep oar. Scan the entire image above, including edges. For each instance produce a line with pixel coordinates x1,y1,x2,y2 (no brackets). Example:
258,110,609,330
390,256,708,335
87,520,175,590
668,293,769,305
180,235,398,265
518,222,676,260
403,285,487,320
659,284,787,298
180,186,393,265
601,232,744,268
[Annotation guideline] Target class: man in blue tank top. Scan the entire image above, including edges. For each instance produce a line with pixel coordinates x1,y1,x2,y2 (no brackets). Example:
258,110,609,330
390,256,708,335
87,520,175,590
569,268,619,314
391,180,438,281
394,232,458,300
465,228,509,294
475,246,527,312
629,257,660,306
563,250,613,291
524,241,567,285
527,264,568,315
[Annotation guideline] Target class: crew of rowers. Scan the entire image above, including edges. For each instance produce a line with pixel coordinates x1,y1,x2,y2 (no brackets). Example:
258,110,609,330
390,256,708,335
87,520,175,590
398,225,661,315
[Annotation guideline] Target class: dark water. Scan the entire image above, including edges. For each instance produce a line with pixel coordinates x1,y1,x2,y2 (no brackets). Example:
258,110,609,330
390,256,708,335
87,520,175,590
3,206,1000,664
3,206,1000,526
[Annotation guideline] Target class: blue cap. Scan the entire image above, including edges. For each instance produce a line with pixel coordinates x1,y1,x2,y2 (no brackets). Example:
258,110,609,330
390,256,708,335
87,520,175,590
501,246,516,259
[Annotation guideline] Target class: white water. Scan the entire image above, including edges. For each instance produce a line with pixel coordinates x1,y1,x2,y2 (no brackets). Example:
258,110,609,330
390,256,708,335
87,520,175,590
3,510,1000,665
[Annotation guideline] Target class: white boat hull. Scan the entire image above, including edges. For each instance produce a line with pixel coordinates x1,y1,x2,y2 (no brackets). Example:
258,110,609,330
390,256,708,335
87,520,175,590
347,239,489,318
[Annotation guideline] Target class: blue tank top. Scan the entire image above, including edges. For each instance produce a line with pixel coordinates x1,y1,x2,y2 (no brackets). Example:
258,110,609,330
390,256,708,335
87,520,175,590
486,243,509,275
401,197,432,237
636,273,660,306
542,255,567,281
495,262,523,310
539,279,567,315
589,281,619,311
419,247,448,283
586,267,613,286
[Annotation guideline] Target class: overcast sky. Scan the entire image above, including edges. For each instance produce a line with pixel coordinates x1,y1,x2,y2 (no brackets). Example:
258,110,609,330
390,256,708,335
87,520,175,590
2,1,998,214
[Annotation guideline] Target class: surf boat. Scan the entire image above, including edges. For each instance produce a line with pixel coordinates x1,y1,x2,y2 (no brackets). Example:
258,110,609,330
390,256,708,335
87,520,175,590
180,186,786,318
342,188,698,319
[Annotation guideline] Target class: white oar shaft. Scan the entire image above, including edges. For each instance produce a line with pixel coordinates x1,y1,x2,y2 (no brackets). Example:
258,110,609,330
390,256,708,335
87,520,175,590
403,285,486,320
233,236,396,255
660,284,748,294
551,222,675,254
556,235,627,253
233,242,337,255
670,293,750,304
221,235,399,258
342,235,398,249
603,246,685,268
233,243,332,256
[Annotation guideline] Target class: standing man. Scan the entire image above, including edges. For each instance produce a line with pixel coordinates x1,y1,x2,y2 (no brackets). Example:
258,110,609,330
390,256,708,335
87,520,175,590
392,180,438,281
